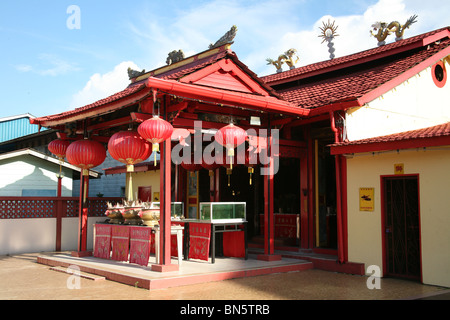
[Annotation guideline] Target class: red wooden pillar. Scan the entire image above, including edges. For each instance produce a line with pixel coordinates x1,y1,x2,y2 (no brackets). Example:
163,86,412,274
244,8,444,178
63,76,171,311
56,175,63,251
299,149,309,250
152,98,178,272
258,128,281,261
214,168,220,202
73,172,91,257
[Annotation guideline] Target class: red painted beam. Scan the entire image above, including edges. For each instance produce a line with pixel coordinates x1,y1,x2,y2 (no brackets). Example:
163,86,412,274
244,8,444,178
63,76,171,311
146,77,309,117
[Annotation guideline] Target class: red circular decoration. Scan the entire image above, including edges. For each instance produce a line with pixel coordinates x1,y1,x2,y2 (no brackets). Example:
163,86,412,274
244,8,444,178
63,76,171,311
201,162,220,171
108,130,151,166
432,61,447,88
66,139,106,172
137,115,174,153
181,154,203,171
237,149,258,167
48,139,71,160
181,163,203,171
214,124,247,151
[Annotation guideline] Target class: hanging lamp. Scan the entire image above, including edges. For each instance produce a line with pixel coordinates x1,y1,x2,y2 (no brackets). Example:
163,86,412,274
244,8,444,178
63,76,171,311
48,139,71,177
138,115,174,166
214,123,247,170
215,123,247,186
108,130,152,201
66,138,106,176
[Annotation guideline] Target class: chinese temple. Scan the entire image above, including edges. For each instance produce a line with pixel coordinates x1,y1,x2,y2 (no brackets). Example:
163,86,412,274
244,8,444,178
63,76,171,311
31,25,450,288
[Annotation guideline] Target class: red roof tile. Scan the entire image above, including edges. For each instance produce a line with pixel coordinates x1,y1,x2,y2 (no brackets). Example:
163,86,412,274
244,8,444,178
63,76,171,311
277,37,450,109
261,27,450,85
31,83,148,125
330,122,450,154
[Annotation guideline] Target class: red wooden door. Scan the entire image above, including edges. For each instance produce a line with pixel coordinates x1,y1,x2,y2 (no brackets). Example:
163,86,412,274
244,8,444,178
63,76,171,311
138,186,152,202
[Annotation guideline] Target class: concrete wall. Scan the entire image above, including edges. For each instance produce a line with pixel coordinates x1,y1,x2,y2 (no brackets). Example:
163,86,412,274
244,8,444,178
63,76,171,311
346,65,450,142
0,155,73,197
346,147,450,288
0,216,106,255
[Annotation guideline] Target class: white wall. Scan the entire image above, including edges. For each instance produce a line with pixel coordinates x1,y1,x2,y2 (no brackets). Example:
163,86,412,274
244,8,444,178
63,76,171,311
0,216,107,255
0,155,73,197
346,65,450,141
346,148,450,288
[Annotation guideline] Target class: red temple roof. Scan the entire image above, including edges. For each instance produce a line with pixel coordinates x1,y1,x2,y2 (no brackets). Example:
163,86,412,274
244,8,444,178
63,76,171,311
330,122,450,155
262,27,450,112
262,27,450,85
31,27,450,128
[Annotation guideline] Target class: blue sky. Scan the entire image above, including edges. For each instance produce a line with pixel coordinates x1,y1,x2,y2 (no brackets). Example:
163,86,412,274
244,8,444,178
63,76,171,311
0,0,448,120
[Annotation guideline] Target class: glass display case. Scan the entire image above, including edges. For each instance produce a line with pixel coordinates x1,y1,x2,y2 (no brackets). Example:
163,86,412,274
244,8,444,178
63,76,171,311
152,202,184,219
199,202,246,223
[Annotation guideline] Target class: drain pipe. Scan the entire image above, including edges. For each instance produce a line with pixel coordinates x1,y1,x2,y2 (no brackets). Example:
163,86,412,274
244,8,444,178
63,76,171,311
330,112,345,264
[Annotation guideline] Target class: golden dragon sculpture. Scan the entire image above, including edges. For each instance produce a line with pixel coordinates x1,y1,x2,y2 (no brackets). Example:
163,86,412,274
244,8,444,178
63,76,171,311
370,14,418,46
266,48,299,73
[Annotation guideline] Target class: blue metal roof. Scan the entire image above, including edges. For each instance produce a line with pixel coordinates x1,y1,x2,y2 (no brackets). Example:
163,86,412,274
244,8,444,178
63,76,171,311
0,114,40,143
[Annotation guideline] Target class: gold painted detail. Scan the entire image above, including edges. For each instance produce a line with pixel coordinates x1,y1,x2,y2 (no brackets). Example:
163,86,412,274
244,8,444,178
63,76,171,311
370,15,418,46
266,48,299,73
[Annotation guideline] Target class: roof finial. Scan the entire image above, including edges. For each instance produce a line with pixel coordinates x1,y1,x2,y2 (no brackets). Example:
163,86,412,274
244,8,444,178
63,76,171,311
266,49,299,73
209,25,238,49
319,19,339,59
370,15,418,46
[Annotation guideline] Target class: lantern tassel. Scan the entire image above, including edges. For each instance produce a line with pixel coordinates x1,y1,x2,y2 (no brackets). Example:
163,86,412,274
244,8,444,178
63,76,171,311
153,143,159,166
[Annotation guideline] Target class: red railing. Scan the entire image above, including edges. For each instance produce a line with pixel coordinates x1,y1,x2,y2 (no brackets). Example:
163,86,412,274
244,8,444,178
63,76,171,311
0,197,123,219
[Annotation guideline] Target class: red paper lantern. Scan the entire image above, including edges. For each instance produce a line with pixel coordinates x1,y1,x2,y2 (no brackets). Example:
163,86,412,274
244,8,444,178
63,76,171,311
48,139,71,160
108,130,151,171
66,139,106,175
201,162,220,176
215,123,247,170
138,115,174,165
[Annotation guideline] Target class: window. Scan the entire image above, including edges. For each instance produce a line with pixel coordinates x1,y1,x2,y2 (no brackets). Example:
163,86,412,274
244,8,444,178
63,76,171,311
432,61,447,88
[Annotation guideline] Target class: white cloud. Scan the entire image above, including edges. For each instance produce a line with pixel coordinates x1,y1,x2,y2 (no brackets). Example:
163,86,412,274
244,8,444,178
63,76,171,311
69,61,140,109
14,54,79,76
15,64,33,73
67,0,449,111
258,0,449,75
124,0,448,77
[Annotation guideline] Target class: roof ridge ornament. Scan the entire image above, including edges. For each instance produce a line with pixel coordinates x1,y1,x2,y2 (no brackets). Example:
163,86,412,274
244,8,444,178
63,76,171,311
127,67,146,80
266,48,299,73
166,49,185,65
319,19,339,60
370,14,418,46
209,25,238,49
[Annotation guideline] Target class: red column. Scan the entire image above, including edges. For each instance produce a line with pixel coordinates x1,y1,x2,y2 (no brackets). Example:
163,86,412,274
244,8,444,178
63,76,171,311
299,150,309,250
73,172,91,257
152,99,178,272
258,133,281,261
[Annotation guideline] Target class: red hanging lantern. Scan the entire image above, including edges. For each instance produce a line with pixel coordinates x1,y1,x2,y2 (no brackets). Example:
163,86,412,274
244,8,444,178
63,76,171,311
48,139,71,180
48,139,71,160
66,139,106,176
214,123,247,170
108,130,151,172
108,130,151,201
201,162,220,177
138,115,174,166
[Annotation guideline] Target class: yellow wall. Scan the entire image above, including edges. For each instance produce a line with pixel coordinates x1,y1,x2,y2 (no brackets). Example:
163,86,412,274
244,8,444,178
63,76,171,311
346,147,450,288
126,170,160,202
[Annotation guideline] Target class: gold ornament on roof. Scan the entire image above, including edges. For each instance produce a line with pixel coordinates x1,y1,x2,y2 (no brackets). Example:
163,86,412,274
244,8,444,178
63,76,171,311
370,14,418,46
266,48,299,73
319,19,339,44
319,19,339,59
